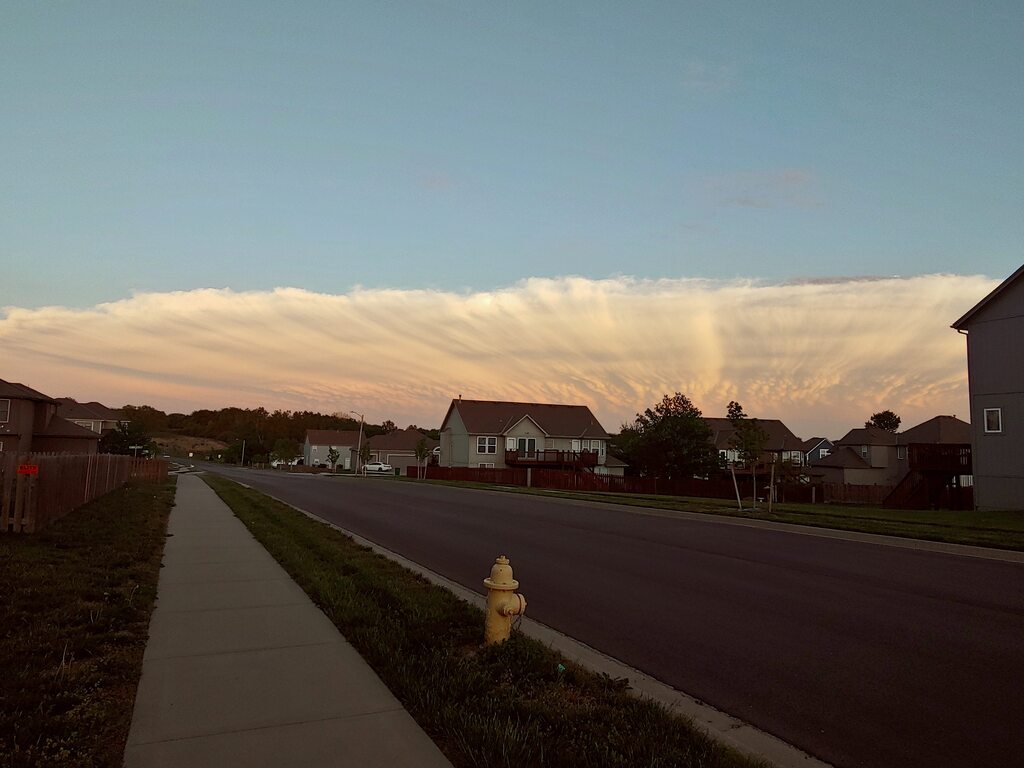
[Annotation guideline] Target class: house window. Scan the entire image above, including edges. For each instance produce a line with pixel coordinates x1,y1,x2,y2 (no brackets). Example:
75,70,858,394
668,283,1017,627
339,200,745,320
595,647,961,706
477,436,497,454
984,408,1002,434
478,462,494,469
819,448,830,458
0,399,9,422
860,445,868,458
897,446,906,460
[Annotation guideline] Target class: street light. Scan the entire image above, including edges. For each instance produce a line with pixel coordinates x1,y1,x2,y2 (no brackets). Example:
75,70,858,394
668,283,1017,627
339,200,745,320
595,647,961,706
348,410,365,474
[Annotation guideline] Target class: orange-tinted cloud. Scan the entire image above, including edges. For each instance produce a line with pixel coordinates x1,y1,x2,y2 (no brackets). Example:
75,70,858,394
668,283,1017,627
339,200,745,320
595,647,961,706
0,274,994,438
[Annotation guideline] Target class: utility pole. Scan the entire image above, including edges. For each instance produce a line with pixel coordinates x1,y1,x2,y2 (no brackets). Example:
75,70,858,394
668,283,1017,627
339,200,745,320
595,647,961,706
240,439,246,467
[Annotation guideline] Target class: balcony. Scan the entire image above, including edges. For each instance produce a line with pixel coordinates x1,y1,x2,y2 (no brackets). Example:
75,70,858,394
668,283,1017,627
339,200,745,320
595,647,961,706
505,449,599,468
907,444,972,473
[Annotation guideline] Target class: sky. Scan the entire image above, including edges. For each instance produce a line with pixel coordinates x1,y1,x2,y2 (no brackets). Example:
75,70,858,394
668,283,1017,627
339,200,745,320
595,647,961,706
2,2,1022,438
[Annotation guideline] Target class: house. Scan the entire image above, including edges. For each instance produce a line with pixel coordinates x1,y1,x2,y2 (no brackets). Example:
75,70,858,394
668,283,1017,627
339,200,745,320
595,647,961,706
802,437,834,465
303,429,363,470
952,265,1024,510
704,418,805,466
810,416,972,496
594,453,628,477
55,398,127,434
438,398,611,470
366,427,438,473
0,379,101,456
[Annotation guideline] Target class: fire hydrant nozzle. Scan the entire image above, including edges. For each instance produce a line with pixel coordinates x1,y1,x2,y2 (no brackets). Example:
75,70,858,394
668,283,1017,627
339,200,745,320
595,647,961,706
483,555,527,645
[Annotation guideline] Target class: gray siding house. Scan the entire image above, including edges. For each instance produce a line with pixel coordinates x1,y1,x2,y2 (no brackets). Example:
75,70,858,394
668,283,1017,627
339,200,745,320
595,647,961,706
953,264,1024,511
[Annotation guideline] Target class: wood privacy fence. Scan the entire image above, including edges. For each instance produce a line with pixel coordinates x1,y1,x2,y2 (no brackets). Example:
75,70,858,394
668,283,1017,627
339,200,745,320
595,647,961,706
0,453,169,534
408,465,896,507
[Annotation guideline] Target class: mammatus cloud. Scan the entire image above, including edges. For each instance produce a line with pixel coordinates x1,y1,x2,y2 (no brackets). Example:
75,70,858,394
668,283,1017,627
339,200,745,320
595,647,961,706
0,274,994,439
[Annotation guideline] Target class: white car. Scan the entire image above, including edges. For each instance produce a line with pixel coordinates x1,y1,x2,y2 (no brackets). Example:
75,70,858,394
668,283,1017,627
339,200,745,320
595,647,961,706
363,461,393,474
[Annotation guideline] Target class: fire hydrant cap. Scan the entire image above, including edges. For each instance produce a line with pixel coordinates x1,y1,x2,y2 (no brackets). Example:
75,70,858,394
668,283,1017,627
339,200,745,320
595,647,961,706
483,555,519,590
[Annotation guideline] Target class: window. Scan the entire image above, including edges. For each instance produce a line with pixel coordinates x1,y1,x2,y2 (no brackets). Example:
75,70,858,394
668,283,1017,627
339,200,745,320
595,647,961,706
860,445,869,458
984,408,1002,434
897,446,906,460
819,448,830,458
478,462,494,468
476,436,497,454
0,399,9,422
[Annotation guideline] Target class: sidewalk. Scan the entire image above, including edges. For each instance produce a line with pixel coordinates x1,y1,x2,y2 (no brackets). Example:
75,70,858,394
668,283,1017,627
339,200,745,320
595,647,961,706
125,473,452,768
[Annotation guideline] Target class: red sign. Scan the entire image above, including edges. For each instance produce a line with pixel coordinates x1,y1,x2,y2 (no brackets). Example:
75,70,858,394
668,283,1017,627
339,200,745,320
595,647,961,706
17,464,39,475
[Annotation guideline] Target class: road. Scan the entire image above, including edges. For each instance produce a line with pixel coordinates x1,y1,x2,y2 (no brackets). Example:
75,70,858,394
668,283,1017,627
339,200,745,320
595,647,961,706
198,465,1024,768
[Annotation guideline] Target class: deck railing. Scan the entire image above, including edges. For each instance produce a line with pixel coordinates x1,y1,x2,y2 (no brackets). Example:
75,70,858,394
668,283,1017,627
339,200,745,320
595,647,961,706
504,449,599,467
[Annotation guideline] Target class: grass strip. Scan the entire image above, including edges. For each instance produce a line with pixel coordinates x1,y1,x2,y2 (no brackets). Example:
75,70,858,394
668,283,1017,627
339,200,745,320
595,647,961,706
201,473,768,768
0,479,176,768
403,479,1024,551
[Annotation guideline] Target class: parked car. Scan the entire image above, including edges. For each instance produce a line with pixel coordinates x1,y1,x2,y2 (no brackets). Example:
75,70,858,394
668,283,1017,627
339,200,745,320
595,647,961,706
363,461,393,474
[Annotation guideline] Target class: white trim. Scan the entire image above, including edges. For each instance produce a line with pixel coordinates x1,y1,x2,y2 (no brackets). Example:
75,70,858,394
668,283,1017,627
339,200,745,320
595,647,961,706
478,462,495,468
504,414,548,436
476,436,497,454
0,398,9,423
984,408,1002,434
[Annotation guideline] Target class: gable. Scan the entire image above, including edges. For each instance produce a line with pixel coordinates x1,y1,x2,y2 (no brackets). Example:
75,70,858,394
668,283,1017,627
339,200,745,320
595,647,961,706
953,264,1024,329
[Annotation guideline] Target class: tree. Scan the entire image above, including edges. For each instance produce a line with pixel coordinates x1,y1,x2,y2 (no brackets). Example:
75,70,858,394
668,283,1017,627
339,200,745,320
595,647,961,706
727,401,770,508
865,410,901,432
414,437,431,479
619,393,719,479
359,442,372,473
327,447,340,470
270,438,300,465
381,419,397,433
99,421,153,457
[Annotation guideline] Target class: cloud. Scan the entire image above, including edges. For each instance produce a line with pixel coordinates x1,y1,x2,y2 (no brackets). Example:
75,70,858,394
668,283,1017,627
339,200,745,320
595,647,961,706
0,274,993,439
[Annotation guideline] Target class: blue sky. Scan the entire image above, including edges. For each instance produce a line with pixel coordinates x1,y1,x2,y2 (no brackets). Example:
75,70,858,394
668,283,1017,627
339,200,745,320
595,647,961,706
3,1,1022,309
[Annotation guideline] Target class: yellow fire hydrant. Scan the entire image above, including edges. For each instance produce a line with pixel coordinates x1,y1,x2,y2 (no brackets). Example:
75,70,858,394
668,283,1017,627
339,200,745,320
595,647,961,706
483,555,527,645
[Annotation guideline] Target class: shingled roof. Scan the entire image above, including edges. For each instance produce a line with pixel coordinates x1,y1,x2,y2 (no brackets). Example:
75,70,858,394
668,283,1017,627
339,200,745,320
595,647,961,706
441,399,610,438
304,429,364,446
703,417,804,452
367,428,438,452
55,398,124,422
0,379,57,403
836,425,898,447
897,415,971,445
809,446,871,470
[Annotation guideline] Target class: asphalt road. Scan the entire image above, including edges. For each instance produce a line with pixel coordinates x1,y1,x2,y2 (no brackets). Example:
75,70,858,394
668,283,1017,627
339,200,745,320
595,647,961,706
199,465,1024,768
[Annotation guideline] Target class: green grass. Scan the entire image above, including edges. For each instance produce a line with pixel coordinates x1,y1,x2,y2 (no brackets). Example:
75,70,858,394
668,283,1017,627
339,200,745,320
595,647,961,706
202,473,768,768
0,479,176,768
400,478,1024,551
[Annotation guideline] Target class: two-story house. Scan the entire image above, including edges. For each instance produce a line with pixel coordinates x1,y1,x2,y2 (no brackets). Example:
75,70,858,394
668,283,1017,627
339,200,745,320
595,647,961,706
55,398,128,434
704,418,806,466
0,379,101,456
952,263,1024,510
303,429,363,470
438,398,611,471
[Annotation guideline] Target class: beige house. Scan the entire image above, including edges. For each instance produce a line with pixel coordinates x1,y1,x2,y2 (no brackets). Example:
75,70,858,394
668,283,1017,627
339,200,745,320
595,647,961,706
367,428,438,473
439,398,611,471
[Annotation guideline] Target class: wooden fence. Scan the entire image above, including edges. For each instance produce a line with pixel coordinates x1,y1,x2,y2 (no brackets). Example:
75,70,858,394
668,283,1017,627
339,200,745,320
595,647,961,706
408,465,899,508
0,453,169,534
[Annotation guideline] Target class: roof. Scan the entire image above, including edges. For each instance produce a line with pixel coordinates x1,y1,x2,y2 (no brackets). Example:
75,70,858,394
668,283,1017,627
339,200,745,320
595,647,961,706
367,428,438,451
441,399,610,438
952,263,1024,330
35,416,101,440
801,437,832,452
603,454,628,468
836,426,898,447
703,417,804,452
0,379,57,404
55,398,124,421
305,429,364,446
810,446,870,470
897,415,971,445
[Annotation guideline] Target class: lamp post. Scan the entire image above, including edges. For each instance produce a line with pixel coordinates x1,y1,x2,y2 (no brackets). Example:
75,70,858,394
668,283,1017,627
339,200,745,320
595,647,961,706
348,410,365,474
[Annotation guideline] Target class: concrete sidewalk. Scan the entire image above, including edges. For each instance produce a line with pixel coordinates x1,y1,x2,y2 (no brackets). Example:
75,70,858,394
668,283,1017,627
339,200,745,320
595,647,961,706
125,473,452,768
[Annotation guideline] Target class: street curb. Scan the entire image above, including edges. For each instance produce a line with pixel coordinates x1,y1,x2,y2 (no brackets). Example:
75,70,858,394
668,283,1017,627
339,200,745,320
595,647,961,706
239,481,832,768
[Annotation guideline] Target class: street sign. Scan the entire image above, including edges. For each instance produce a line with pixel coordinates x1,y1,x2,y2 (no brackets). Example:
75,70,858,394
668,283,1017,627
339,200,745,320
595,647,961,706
17,464,39,475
